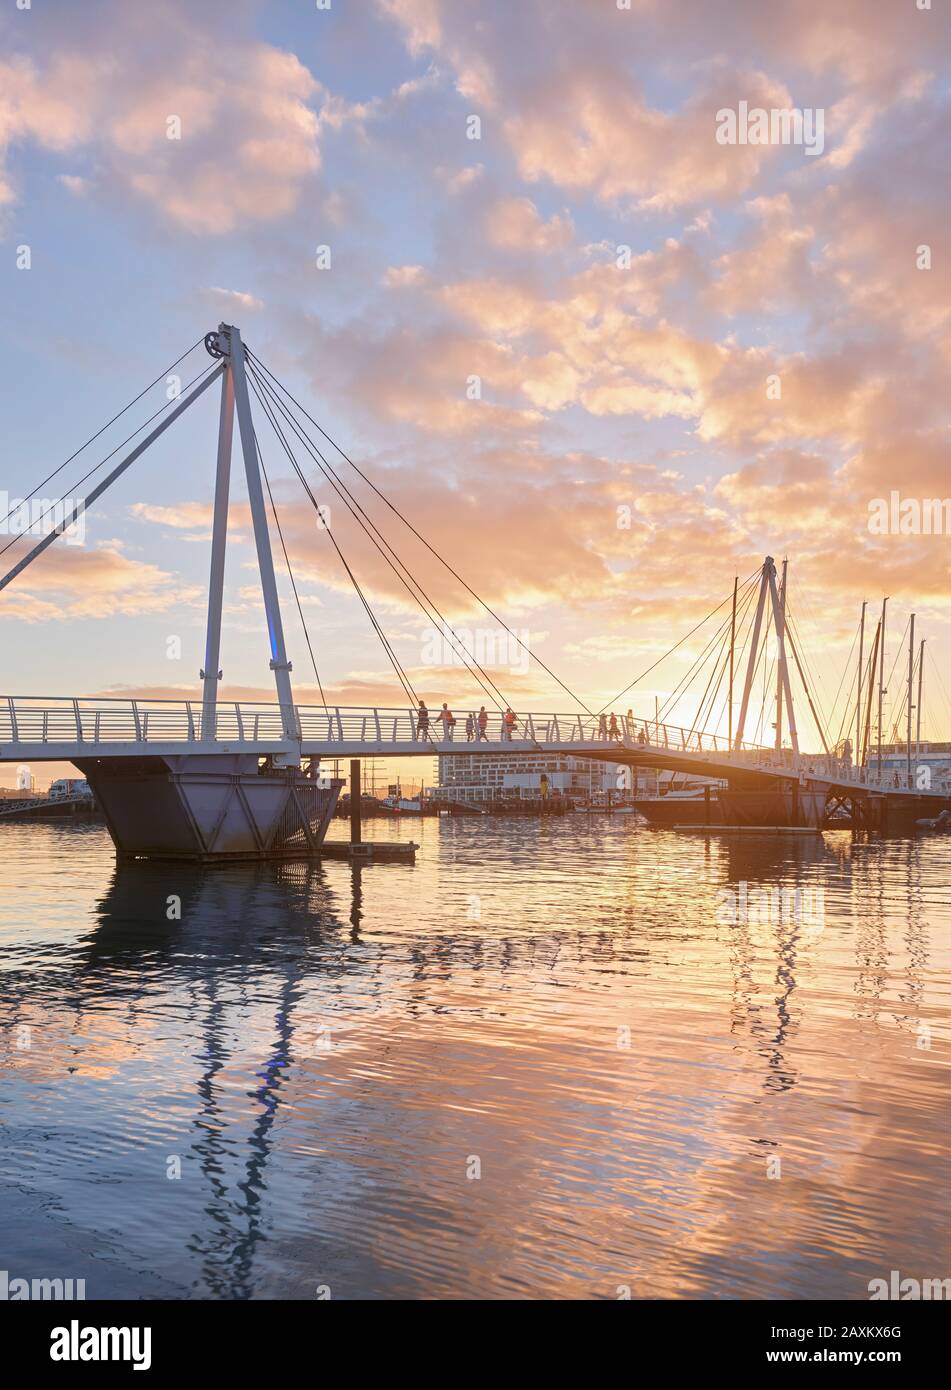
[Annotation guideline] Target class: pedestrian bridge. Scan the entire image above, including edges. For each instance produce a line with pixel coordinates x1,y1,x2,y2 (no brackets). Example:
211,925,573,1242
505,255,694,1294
1,694,939,799
4,325,947,855
0,694,764,762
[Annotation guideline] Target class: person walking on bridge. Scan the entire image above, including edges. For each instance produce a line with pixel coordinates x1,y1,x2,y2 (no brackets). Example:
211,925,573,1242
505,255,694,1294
477,706,488,740
465,713,475,742
503,707,517,741
608,713,621,742
440,703,456,741
416,700,430,739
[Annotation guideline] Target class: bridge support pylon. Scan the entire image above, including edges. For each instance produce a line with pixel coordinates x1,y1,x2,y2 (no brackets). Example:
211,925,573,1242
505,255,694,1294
77,754,341,862
202,324,302,766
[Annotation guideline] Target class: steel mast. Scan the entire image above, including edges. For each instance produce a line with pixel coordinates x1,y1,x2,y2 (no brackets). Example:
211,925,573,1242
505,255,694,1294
205,324,300,759
906,613,915,788
854,600,866,768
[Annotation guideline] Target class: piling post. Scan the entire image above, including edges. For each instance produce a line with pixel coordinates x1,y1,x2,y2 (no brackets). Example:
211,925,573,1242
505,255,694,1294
350,759,361,844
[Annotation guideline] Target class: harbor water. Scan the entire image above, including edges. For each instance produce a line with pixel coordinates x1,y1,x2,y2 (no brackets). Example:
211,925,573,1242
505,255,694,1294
1,816,949,1299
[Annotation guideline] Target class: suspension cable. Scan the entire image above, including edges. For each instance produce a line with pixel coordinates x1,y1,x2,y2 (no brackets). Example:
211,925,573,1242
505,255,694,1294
599,566,762,715
711,578,760,737
0,359,220,562
247,349,590,715
695,579,759,740
253,425,329,715
247,358,514,715
654,572,759,729
658,606,735,726
247,363,424,714
1,336,205,530
828,612,862,750
783,602,831,743
247,359,512,711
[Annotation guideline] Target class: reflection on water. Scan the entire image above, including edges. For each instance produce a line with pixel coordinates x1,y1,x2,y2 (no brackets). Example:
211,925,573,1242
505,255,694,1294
1,817,949,1299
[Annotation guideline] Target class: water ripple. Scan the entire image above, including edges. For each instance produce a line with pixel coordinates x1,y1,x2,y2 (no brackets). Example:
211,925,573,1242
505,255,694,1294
1,818,950,1298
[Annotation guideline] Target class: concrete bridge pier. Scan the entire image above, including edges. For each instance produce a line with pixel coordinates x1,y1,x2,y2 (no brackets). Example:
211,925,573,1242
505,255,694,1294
76,753,342,862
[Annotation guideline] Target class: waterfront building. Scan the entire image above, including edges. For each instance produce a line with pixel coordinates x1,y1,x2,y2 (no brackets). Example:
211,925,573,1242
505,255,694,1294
868,742,951,785
433,751,632,804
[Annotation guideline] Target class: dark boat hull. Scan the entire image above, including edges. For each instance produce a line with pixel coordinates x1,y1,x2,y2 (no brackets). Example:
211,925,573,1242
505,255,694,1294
637,785,833,829
634,794,723,826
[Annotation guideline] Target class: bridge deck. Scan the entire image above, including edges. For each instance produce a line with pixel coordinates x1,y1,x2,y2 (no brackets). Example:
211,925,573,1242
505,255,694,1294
1,696,943,799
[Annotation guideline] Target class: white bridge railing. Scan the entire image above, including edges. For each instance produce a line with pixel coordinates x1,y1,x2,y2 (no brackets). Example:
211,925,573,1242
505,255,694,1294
1,696,947,791
1,696,772,755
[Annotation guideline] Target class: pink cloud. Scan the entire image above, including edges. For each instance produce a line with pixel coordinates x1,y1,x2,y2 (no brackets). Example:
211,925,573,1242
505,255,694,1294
0,6,324,233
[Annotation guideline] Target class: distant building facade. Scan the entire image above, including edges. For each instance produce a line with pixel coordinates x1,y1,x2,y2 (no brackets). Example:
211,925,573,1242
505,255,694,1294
433,751,629,804
867,742,951,785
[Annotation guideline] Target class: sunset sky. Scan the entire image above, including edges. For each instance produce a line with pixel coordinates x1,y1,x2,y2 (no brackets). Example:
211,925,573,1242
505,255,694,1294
2,0,951,785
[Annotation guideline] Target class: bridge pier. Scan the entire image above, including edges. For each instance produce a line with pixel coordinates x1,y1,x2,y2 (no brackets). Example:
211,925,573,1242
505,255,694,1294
76,754,342,862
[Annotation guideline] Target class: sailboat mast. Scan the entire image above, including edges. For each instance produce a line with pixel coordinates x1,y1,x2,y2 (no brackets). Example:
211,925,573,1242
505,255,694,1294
728,575,737,748
855,600,866,766
734,557,771,750
876,597,888,779
906,613,915,789
775,558,787,751
862,618,881,768
916,639,925,764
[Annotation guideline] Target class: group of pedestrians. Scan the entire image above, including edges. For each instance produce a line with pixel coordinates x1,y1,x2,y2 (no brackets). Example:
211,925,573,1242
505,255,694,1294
597,712,623,742
596,709,644,742
414,701,519,742
414,701,653,745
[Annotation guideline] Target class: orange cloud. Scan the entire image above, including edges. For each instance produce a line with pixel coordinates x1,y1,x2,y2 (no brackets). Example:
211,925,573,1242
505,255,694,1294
0,541,201,622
